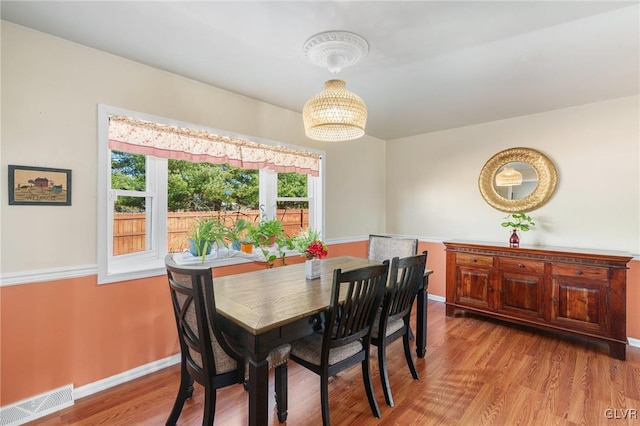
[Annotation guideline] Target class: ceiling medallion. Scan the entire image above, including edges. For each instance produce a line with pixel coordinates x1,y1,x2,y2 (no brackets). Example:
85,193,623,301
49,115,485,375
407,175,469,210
303,31,369,73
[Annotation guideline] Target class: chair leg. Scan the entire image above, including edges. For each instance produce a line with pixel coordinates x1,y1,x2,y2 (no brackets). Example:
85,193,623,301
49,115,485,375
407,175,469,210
320,374,331,426
377,339,394,407
403,333,419,380
202,384,216,426
362,355,381,419
275,364,288,423
166,361,194,426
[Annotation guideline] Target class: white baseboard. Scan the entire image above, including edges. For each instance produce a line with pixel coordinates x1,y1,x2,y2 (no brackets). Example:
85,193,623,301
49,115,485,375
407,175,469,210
428,293,445,303
74,353,180,400
628,337,640,348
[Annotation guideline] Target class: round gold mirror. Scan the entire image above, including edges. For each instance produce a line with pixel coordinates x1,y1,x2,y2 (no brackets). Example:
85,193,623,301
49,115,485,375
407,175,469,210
479,147,557,213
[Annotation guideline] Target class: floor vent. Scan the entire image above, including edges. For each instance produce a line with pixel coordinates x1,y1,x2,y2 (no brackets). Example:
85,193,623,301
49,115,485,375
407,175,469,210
0,385,74,426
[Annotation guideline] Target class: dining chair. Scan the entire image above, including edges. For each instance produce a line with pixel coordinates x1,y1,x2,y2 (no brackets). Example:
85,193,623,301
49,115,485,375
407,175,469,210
290,262,389,426
164,255,290,425
370,251,428,407
368,234,419,339
367,234,418,263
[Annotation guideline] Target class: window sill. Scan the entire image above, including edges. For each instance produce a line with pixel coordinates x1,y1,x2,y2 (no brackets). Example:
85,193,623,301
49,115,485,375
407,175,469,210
100,247,302,284
171,247,300,267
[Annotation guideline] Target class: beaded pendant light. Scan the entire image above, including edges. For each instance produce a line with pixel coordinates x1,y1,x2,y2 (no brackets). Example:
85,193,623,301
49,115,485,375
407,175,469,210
495,166,523,186
302,31,369,142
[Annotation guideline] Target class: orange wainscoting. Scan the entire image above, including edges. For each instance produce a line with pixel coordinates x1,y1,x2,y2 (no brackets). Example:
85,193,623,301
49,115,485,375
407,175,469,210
0,240,636,407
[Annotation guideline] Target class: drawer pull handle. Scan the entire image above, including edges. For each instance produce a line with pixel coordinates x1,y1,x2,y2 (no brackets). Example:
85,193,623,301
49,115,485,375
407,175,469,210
575,270,583,275
518,263,525,268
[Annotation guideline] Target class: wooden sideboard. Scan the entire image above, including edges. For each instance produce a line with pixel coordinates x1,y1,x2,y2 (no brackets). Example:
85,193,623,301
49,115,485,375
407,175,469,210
444,241,633,360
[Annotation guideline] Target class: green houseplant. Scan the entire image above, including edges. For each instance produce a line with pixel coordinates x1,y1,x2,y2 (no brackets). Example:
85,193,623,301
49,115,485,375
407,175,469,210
501,212,535,231
247,216,283,248
226,218,250,251
189,216,228,261
501,213,535,247
245,215,284,268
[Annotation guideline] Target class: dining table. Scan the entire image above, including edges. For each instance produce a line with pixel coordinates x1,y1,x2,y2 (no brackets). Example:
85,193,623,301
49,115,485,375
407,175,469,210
211,255,433,426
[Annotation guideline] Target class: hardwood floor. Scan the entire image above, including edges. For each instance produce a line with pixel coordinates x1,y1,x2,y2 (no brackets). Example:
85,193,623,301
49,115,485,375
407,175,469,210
29,300,640,425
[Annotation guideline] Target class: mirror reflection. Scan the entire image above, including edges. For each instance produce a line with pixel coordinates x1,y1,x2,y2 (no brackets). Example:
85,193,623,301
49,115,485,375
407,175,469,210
493,162,538,200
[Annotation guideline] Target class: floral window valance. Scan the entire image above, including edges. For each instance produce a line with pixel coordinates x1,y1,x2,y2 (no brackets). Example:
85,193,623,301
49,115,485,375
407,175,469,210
108,115,320,176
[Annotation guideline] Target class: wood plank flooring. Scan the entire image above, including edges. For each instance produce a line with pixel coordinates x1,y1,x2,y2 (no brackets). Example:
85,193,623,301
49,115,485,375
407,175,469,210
28,300,640,425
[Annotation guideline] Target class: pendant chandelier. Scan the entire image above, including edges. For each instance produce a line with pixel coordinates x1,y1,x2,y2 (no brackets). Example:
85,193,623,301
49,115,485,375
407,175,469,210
302,31,369,142
495,165,523,186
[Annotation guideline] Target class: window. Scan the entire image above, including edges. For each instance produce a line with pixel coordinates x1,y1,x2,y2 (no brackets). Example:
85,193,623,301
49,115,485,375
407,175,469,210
98,105,324,284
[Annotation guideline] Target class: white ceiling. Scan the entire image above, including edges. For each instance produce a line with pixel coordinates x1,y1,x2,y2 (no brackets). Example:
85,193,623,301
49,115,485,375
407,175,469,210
2,1,638,140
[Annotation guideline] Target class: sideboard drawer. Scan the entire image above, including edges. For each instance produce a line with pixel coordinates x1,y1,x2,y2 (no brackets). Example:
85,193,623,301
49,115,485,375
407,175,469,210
456,253,493,267
551,264,609,281
499,257,545,274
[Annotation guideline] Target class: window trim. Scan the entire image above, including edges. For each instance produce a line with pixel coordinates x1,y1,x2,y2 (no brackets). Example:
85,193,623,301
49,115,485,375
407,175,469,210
98,104,324,284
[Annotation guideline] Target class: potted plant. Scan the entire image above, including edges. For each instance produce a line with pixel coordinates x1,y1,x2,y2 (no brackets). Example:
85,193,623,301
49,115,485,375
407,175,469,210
226,218,250,251
189,216,228,261
243,215,283,268
247,216,283,247
501,212,535,247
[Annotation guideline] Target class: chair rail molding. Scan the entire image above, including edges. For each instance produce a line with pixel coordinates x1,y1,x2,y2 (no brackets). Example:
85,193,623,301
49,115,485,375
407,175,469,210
0,264,98,287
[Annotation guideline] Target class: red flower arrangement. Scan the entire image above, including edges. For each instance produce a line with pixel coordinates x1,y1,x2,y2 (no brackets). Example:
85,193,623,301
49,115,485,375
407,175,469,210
305,240,328,260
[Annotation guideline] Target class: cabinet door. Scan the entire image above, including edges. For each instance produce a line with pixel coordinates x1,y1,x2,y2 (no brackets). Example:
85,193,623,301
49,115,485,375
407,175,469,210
550,276,608,333
456,265,493,310
496,257,545,321
497,272,545,320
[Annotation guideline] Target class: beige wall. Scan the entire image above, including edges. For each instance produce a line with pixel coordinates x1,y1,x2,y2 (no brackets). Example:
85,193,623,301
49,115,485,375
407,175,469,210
386,95,640,255
0,22,386,274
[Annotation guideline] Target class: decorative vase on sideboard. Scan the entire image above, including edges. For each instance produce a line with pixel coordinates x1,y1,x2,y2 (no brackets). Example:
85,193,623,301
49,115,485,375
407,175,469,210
509,229,519,247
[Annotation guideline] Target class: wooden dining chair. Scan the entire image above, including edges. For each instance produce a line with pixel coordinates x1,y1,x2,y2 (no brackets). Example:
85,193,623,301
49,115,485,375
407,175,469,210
368,234,419,339
370,251,428,407
290,262,389,426
367,234,418,263
164,255,290,425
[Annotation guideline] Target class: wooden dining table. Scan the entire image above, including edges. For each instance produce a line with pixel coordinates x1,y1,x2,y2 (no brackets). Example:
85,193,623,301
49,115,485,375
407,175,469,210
212,256,433,426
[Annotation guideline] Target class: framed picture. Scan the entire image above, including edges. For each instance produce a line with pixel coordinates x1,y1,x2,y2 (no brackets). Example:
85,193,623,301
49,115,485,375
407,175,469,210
8,165,72,206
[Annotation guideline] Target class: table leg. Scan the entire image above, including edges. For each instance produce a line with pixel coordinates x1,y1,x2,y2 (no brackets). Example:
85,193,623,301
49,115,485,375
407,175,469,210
248,355,270,426
415,277,428,358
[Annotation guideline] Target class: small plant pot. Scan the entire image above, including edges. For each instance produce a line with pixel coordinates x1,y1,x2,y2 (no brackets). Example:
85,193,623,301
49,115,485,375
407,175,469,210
240,242,253,254
231,240,241,251
189,239,213,257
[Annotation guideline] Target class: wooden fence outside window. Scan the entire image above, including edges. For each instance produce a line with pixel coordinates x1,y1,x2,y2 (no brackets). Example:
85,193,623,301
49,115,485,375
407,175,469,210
113,209,309,256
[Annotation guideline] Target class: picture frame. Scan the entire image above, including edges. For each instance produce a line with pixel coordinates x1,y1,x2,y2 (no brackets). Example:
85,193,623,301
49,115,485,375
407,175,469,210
8,165,72,206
